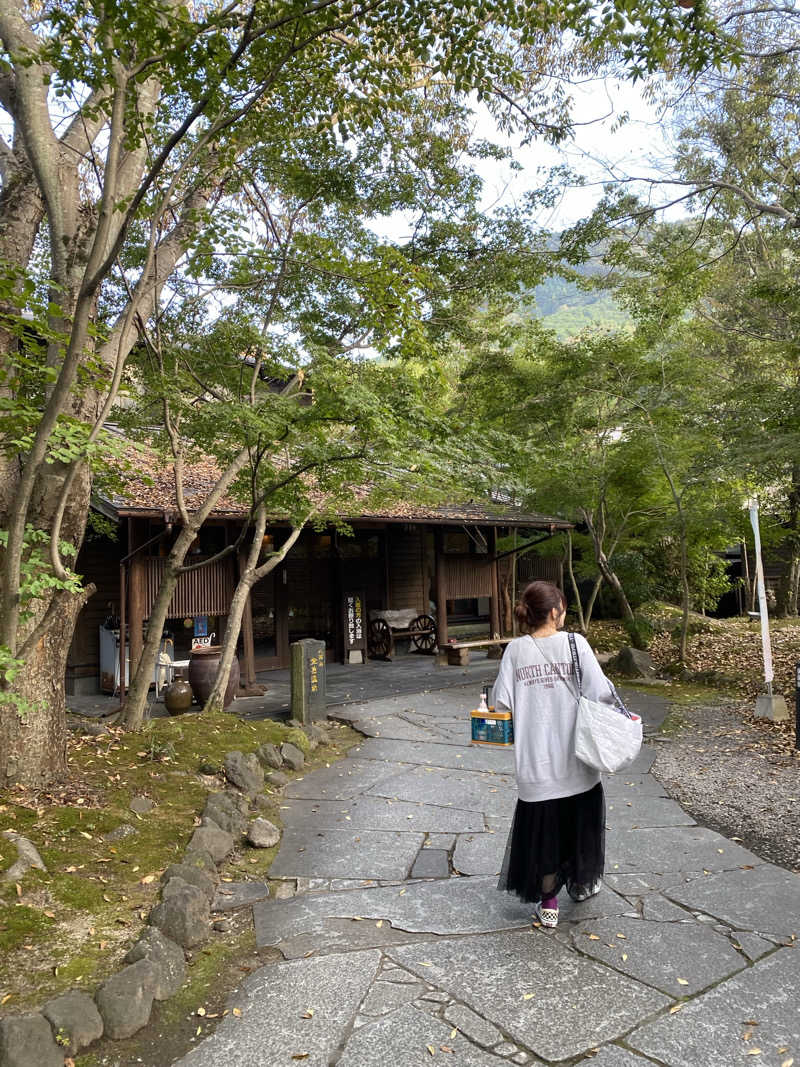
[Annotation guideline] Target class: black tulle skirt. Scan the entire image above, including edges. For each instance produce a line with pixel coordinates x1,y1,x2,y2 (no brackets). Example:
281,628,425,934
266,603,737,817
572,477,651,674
498,783,605,904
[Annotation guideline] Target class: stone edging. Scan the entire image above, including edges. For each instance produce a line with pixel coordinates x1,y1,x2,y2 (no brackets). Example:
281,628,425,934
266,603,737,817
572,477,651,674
0,722,331,1066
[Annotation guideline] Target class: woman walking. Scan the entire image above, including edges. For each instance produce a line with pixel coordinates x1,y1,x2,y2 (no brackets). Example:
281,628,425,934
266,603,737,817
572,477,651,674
492,579,619,928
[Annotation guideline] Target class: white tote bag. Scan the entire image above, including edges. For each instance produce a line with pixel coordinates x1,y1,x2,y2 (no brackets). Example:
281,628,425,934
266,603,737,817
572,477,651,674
567,633,643,774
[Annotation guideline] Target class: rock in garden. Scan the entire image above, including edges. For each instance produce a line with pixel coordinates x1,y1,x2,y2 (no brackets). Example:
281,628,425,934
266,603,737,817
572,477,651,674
263,770,289,789
129,795,154,814
95,959,159,1040
255,742,283,770
223,751,264,796
0,1013,64,1067
67,719,109,736
0,831,47,882
280,742,305,772
180,848,219,880
304,723,330,746
213,918,232,933
124,927,187,1000
202,791,249,836
103,823,138,843
609,646,657,678
286,718,303,729
160,862,216,903
187,824,234,864
246,817,280,848
42,989,103,1055
150,879,210,948
300,729,319,752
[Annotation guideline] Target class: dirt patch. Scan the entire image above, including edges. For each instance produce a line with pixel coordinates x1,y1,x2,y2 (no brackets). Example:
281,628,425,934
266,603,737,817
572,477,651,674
652,697,800,872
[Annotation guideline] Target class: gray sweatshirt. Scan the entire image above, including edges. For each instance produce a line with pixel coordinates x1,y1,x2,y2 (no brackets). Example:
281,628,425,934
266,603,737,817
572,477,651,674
492,631,617,802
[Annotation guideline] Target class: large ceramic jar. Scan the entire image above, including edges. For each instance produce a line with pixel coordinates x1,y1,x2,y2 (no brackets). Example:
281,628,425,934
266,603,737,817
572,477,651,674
188,646,240,709
163,676,193,715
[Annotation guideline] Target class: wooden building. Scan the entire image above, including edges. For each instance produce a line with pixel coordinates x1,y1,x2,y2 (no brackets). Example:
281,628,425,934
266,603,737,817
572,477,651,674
67,468,570,695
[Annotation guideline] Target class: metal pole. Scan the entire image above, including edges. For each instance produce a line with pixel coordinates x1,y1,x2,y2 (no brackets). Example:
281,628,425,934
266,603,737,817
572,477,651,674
796,661,800,751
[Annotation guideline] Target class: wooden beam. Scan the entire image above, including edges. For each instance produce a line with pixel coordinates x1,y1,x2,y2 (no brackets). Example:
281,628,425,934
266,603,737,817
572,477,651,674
489,527,501,638
434,528,448,647
128,518,146,675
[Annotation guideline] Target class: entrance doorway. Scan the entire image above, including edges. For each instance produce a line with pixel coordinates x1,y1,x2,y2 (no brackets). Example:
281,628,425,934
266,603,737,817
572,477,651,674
249,566,288,669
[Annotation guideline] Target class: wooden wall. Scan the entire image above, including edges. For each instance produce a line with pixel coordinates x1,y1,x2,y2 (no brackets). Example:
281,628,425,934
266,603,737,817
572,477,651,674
67,534,124,694
387,525,426,611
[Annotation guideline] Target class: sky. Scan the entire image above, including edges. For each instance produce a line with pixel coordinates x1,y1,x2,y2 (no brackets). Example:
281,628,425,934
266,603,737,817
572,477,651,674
477,77,675,231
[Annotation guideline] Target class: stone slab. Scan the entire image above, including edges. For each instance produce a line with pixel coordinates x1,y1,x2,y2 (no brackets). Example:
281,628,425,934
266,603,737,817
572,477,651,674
269,827,424,880
605,826,764,877
409,849,449,879
211,881,270,912
351,737,515,773
629,944,800,1066
174,949,381,1066
280,796,484,834
731,930,776,962
639,895,695,923
254,876,538,954
338,1004,511,1066
285,759,411,800
352,716,447,742
359,978,424,1016
576,1047,656,1067
603,774,670,798
368,765,516,818
605,794,696,831
424,834,456,850
663,863,800,938
443,1002,504,1047
453,831,506,876
387,929,670,1061
570,915,745,996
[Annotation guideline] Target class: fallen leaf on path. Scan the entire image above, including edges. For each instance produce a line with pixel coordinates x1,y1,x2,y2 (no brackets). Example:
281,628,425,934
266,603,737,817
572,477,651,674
426,1046,435,1056
676,979,689,986
669,1005,683,1014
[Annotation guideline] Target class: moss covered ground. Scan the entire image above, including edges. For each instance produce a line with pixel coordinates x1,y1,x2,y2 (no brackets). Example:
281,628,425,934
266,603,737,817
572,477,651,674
0,709,359,1015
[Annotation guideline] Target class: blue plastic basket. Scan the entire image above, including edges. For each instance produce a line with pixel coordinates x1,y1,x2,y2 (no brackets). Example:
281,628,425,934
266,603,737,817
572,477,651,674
470,709,514,746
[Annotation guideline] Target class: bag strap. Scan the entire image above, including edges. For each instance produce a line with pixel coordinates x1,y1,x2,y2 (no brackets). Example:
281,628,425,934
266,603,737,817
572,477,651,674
568,631,635,719
567,631,583,695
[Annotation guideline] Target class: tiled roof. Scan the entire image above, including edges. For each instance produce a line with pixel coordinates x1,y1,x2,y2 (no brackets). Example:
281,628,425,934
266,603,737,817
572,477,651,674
97,441,570,530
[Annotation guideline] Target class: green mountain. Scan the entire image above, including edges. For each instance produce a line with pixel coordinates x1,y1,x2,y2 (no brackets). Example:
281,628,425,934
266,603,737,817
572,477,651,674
523,264,631,339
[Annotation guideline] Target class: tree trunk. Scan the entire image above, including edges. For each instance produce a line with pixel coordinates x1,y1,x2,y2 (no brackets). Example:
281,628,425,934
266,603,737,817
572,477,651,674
677,522,690,664
564,529,586,634
580,508,639,640
584,574,603,630
0,586,93,787
203,518,305,713
776,462,800,617
122,525,196,731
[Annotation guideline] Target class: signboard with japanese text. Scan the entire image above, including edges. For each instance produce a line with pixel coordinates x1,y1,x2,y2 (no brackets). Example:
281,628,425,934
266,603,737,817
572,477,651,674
343,591,367,656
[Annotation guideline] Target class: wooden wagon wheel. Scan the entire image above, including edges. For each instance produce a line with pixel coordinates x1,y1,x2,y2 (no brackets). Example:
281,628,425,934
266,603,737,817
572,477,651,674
368,618,393,660
409,614,437,654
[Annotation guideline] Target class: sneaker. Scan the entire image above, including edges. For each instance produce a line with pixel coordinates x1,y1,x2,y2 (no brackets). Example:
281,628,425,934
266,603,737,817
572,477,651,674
567,879,602,903
534,901,559,928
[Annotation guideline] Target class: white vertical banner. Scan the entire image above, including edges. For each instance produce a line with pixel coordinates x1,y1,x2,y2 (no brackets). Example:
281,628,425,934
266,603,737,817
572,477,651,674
748,502,774,691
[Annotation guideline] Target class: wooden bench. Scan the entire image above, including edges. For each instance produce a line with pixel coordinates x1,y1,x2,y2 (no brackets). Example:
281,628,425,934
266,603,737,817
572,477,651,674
444,635,512,666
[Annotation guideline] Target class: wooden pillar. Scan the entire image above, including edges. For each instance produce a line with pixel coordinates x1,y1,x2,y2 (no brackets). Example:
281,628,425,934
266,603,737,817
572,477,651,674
489,527,501,638
128,518,147,675
239,547,256,686
434,528,448,648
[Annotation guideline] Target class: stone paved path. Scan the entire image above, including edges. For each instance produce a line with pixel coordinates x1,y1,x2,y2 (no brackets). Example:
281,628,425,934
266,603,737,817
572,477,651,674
175,685,800,1067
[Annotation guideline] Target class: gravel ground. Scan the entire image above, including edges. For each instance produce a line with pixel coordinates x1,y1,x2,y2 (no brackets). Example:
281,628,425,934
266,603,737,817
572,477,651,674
652,699,800,873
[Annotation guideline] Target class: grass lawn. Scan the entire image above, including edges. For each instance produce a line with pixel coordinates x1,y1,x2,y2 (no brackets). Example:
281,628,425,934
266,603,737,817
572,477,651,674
0,709,359,1015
